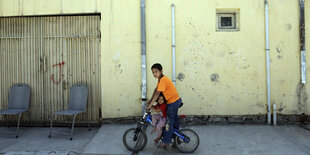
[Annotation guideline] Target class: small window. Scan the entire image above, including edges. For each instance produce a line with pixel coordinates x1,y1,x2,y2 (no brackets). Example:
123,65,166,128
216,9,240,31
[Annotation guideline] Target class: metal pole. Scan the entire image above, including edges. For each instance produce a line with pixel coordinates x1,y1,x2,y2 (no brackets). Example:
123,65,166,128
141,0,147,115
265,0,271,125
300,0,306,84
171,4,176,85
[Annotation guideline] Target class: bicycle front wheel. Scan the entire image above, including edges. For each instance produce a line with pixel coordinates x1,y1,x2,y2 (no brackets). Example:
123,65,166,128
122,127,148,152
174,128,199,153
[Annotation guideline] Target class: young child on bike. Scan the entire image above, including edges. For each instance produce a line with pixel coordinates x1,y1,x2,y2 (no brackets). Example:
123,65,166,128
146,63,182,150
150,93,167,143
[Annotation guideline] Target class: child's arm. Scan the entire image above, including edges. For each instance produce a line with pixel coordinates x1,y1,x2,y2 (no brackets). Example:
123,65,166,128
151,107,161,113
147,91,160,109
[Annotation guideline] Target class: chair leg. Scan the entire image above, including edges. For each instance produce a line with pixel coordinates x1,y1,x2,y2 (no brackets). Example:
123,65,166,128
6,115,10,128
49,114,54,138
85,113,91,131
16,113,22,138
66,115,71,128
70,114,77,140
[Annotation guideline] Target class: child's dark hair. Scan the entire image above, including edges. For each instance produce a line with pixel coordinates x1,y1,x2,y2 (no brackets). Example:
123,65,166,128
157,93,167,103
151,63,162,71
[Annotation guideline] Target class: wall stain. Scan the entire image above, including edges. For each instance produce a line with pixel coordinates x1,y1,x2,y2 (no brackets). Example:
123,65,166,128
285,23,292,31
278,102,284,112
210,73,219,82
114,63,123,74
243,65,250,69
256,102,264,108
183,61,188,66
177,73,185,81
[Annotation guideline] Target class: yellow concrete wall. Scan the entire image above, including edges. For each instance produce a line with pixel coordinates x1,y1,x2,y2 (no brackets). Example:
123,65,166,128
146,0,267,116
269,0,306,115
0,0,309,118
100,1,142,118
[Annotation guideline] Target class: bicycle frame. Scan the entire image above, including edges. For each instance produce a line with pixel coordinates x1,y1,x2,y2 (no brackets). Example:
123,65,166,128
142,112,190,143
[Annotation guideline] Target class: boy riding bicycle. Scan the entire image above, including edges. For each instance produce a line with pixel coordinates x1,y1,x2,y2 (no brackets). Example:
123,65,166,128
146,63,182,150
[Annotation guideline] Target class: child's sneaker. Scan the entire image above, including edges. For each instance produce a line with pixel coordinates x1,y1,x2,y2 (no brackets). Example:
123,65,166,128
157,142,169,151
162,144,169,151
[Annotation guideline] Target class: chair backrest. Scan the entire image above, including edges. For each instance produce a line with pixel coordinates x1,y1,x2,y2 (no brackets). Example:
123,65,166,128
68,84,88,111
8,84,31,109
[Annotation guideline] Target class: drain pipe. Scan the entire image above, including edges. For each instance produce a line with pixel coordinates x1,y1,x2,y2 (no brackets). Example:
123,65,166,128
299,0,306,84
265,0,271,125
171,4,176,85
141,0,147,115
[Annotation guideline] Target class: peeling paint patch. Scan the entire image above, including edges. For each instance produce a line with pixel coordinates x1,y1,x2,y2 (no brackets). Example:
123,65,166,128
210,73,219,82
177,73,185,81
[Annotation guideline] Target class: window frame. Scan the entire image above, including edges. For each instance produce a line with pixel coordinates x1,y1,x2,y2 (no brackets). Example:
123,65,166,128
216,9,240,32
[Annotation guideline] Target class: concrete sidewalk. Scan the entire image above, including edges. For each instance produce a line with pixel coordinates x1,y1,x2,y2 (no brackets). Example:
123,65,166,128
0,124,310,155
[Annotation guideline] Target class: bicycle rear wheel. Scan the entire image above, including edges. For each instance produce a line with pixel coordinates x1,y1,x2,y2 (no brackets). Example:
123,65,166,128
123,127,148,151
174,129,199,153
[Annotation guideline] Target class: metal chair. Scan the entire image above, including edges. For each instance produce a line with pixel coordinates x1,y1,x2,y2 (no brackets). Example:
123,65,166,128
48,84,90,140
0,84,31,138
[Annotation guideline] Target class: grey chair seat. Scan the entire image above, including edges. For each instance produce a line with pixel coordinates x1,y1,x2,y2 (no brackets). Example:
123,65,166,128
49,84,90,140
0,108,28,115
54,109,84,115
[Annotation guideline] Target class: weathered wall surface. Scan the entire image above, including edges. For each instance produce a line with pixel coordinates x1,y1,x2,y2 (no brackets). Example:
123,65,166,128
0,0,309,118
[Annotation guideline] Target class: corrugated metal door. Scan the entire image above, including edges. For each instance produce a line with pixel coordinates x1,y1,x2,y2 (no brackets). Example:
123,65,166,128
42,16,101,123
0,15,101,124
0,17,44,123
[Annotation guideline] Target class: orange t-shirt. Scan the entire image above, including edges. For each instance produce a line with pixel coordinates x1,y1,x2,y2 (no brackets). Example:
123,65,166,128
157,75,180,104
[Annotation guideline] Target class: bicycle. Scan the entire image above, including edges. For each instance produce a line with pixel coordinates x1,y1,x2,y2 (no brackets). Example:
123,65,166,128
122,108,199,153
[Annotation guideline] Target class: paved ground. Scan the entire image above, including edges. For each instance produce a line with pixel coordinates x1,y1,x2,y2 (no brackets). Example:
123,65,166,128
0,124,310,155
